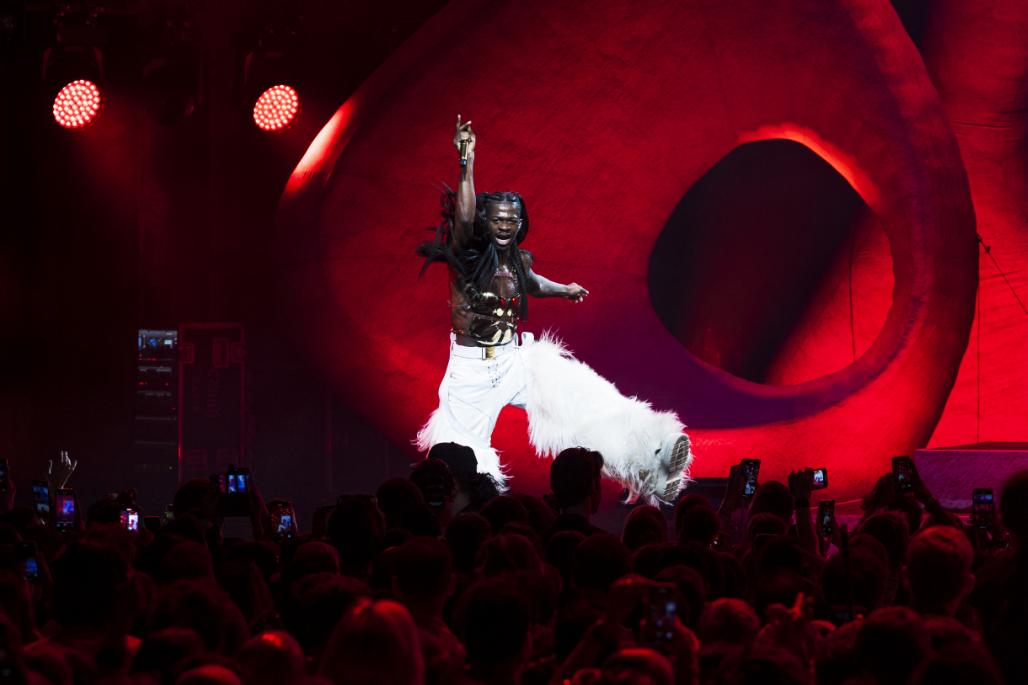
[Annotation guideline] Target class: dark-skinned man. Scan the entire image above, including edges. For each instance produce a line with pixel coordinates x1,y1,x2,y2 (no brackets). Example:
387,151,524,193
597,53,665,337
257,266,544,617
417,117,693,504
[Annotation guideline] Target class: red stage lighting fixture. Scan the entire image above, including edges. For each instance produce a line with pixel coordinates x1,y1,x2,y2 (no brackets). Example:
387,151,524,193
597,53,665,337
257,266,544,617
52,79,102,129
252,84,299,132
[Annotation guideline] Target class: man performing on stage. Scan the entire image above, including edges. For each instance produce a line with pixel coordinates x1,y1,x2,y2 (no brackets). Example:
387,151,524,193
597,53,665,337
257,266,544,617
416,117,693,503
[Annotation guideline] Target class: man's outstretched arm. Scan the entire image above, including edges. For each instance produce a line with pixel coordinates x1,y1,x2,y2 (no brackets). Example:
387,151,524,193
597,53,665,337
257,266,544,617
525,265,589,302
453,115,476,251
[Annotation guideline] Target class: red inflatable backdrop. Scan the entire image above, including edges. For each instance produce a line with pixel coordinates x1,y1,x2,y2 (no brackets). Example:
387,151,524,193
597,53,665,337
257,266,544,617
275,0,1027,500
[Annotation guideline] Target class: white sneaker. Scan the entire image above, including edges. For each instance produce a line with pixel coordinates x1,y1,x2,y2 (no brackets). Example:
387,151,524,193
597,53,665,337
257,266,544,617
656,434,693,501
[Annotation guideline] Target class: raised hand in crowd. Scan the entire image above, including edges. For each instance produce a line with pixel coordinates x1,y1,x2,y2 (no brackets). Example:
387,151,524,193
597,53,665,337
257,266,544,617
756,592,820,671
716,463,747,547
48,449,78,489
788,468,818,555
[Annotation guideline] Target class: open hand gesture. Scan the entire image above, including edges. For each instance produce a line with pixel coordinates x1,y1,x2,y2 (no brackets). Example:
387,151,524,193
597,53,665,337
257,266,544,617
49,449,78,489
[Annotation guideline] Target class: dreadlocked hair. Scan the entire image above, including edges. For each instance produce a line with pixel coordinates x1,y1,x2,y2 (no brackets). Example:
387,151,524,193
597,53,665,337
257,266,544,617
416,189,531,320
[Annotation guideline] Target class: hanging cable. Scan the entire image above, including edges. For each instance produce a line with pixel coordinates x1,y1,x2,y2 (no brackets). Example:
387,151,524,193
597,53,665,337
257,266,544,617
976,279,982,444
848,226,858,362
978,233,1028,319
974,232,1028,444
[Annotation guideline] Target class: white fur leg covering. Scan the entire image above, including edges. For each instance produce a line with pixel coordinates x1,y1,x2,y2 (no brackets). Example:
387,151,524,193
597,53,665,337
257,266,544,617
522,332,690,501
415,408,508,491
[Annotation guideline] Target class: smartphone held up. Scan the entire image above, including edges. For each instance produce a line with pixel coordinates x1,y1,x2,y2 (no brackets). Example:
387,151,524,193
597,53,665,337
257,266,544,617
55,488,76,532
892,456,915,492
32,480,50,521
971,488,994,529
269,500,298,542
640,583,678,648
817,500,836,537
120,506,140,532
740,459,760,498
219,465,253,518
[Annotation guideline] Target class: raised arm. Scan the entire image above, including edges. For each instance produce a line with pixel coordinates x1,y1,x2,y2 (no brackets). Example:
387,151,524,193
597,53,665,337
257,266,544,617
453,115,476,250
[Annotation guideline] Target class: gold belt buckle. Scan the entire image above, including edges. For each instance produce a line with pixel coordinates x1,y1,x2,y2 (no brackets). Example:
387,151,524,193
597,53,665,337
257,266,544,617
483,346,496,359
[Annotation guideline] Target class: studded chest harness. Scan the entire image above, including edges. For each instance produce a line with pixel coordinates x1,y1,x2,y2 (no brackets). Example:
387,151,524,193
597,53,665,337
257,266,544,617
452,263,521,346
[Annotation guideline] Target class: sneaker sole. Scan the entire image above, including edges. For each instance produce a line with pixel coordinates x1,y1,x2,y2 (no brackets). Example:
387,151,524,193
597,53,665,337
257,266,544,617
662,436,692,500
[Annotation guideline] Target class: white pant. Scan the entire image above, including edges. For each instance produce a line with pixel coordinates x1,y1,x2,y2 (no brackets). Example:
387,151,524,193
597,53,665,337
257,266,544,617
417,331,691,500
418,332,531,481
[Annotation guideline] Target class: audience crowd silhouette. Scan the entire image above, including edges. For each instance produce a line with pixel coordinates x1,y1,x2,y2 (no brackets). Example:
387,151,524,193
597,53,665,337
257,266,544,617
1,443,1026,684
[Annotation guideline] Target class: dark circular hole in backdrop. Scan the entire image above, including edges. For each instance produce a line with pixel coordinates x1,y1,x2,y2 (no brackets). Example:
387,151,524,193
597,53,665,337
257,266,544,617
649,139,889,386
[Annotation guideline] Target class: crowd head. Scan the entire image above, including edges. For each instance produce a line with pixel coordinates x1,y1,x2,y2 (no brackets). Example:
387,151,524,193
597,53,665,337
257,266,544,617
0,448,1025,684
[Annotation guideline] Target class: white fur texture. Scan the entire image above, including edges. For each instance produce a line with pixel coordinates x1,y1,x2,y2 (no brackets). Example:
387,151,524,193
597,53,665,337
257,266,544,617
522,333,692,503
415,407,509,489
416,332,694,501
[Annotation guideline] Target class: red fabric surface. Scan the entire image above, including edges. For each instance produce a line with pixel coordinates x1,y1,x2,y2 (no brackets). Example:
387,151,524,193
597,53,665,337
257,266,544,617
917,0,1028,448
276,0,983,499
